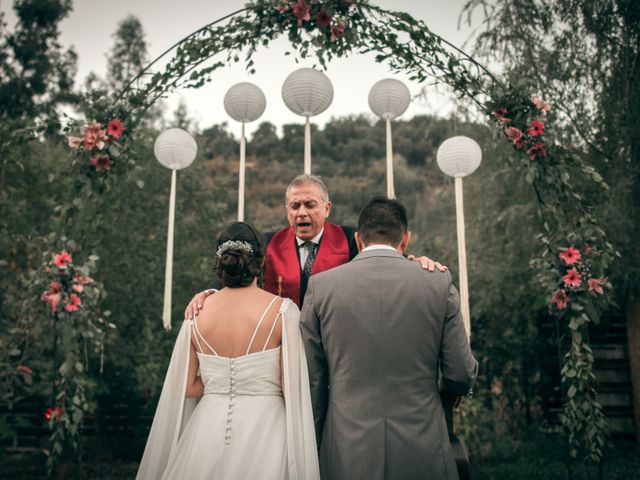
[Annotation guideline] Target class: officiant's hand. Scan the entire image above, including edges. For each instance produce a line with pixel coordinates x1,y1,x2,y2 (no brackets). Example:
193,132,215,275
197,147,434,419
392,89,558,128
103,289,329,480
408,255,448,272
184,290,215,320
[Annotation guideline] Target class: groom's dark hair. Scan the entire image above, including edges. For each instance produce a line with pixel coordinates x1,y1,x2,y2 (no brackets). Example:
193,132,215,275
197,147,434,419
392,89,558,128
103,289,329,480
357,196,408,246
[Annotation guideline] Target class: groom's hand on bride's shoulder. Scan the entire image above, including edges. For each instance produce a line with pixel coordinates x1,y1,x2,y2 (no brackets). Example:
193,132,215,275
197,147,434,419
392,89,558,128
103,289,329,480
407,254,448,272
184,289,215,320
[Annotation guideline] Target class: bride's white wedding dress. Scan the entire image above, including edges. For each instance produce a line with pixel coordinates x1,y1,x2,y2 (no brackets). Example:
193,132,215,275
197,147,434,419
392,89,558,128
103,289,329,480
137,298,320,480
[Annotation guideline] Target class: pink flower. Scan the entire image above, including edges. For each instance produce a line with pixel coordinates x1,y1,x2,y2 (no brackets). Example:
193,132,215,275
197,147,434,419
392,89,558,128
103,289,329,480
532,96,551,114
527,141,547,161
527,120,544,137
83,121,108,150
551,289,569,309
330,23,345,41
559,247,581,265
563,268,582,288
492,107,511,123
506,127,524,147
41,282,62,312
90,154,113,172
54,251,72,268
67,136,82,149
107,118,125,139
16,364,33,376
293,0,311,27
588,277,607,295
317,10,331,26
72,273,93,293
65,293,82,312
274,2,290,13
583,244,593,255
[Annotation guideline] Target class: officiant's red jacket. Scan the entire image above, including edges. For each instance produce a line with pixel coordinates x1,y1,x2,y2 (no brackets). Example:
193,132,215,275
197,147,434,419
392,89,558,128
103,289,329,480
263,223,358,307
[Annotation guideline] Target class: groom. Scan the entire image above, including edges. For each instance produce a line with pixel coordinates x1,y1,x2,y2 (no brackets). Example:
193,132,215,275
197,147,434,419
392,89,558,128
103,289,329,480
300,196,478,480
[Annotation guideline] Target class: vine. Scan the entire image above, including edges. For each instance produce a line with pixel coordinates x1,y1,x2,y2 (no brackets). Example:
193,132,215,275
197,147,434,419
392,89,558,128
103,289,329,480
13,0,613,469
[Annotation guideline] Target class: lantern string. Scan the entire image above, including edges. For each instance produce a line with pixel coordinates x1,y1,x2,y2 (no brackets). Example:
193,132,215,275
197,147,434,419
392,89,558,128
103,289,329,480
162,169,177,330
455,176,471,339
304,116,311,175
238,121,246,221
386,117,395,199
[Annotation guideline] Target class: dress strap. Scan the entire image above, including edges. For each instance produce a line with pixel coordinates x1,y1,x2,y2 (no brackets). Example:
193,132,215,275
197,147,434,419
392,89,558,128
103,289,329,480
245,296,280,355
192,316,218,355
262,310,282,351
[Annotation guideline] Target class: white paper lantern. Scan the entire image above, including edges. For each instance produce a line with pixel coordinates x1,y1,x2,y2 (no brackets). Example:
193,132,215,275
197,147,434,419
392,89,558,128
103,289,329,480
436,136,482,178
368,78,411,120
154,128,197,170
282,68,334,117
224,82,266,123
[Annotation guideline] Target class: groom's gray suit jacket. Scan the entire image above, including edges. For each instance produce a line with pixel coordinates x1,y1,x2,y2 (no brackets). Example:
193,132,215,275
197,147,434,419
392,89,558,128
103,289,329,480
300,248,478,480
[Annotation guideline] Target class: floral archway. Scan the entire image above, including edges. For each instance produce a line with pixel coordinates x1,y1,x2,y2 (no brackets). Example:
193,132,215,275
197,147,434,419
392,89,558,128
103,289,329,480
20,0,614,471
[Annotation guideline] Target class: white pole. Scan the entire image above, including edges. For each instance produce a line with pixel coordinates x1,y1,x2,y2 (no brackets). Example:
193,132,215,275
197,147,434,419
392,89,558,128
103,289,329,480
304,115,311,175
238,121,246,222
386,117,395,199
455,176,471,338
162,169,177,330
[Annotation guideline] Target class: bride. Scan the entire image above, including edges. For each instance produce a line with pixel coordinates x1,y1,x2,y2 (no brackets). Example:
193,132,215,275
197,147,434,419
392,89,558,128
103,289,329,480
137,222,320,479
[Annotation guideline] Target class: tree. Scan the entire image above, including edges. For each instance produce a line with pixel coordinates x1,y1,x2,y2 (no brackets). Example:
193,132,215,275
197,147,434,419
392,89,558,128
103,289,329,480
464,0,640,445
106,15,148,91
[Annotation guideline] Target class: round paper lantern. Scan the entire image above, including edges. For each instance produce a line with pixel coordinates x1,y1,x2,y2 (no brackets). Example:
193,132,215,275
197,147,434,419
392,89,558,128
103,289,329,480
368,78,411,119
154,128,197,170
282,68,334,117
436,136,482,178
224,82,266,123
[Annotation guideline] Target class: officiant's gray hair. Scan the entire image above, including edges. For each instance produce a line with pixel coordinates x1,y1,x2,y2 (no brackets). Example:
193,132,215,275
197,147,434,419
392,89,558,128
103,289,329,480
285,174,330,203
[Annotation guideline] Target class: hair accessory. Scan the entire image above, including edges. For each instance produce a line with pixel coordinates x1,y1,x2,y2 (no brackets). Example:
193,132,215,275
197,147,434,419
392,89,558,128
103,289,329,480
216,240,254,257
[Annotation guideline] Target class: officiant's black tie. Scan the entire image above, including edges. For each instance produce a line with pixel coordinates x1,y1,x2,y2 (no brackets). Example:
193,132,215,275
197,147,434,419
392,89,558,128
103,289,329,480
302,241,318,283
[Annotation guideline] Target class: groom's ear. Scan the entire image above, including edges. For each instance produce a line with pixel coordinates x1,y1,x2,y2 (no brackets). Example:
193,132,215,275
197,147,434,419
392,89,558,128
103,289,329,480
354,231,364,252
399,230,411,253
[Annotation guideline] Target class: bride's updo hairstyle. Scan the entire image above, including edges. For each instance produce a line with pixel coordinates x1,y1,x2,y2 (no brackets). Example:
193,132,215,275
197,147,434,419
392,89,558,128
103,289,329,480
214,222,265,288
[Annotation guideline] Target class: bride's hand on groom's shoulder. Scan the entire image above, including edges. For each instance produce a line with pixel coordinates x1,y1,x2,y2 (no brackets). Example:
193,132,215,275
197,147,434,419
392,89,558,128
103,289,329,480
184,289,215,320
407,254,448,272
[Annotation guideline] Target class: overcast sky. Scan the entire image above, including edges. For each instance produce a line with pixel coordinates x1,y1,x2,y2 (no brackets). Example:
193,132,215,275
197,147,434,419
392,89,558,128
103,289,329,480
3,0,481,135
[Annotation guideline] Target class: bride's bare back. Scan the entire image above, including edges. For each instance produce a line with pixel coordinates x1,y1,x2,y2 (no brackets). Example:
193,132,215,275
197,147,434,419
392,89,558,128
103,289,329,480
193,283,284,358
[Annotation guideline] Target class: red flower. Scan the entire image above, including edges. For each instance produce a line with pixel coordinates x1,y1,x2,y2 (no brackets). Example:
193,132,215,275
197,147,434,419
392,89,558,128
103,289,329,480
527,141,547,161
527,120,544,137
54,251,72,268
107,118,125,139
293,0,311,27
588,277,607,295
563,268,582,288
16,364,33,376
506,127,524,147
532,96,551,114
330,23,345,41
492,107,510,123
54,407,62,417
90,154,113,172
559,246,581,265
65,293,82,312
317,10,331,26
551,289,569,309
44,408,53,420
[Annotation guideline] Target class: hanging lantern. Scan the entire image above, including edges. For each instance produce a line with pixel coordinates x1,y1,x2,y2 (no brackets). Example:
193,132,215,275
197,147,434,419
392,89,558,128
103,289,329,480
368,78,411,199
224,82,266,222
436,136,482,178
154,128,197,330
282,68,334,174
436,135,482,338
